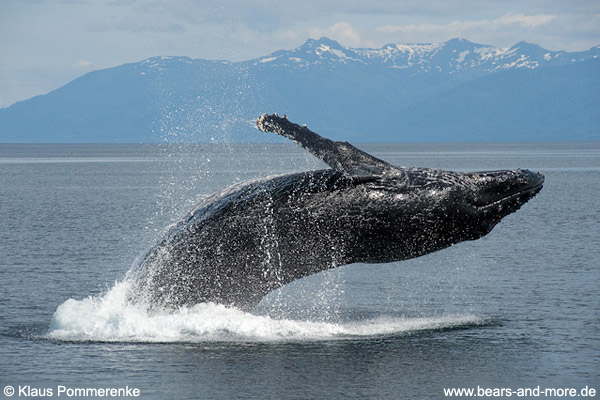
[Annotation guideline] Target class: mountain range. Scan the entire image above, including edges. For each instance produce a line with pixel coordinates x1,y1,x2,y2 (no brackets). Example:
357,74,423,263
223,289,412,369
1,37,598,143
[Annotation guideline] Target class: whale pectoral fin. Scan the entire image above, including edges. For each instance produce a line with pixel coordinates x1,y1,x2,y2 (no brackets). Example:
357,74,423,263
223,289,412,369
257,113,401,178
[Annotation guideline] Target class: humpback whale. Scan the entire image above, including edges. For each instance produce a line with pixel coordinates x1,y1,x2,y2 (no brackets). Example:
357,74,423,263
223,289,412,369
130,114,544,311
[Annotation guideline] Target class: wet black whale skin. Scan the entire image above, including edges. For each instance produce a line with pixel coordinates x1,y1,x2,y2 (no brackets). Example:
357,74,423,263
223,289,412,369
130,114,544,311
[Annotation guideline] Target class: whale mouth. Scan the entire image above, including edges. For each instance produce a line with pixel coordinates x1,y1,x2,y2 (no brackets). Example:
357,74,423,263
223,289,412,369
466,170,545,211
480,179,544,212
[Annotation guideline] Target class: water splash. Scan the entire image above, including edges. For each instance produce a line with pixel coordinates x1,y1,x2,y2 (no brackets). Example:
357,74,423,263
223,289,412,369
48,279,484,343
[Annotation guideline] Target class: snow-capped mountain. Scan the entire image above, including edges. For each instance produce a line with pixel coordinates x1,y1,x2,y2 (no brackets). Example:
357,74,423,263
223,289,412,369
1,37,598,143
251,37,599,73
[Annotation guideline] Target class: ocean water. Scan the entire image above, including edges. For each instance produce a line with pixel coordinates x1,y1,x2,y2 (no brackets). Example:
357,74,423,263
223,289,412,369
0,142,598,399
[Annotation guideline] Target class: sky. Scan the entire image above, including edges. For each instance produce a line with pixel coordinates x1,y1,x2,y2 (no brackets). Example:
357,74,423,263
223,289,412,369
1,0,599,108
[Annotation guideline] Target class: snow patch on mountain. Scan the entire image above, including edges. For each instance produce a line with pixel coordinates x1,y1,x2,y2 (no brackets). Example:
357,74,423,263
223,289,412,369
249,37,598,76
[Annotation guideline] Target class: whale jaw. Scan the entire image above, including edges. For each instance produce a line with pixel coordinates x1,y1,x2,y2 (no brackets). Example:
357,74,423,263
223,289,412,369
460,169,544,238
465,169,544,209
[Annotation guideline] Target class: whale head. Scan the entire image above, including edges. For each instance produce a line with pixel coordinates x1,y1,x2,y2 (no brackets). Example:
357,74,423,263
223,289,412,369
353,167,544,260
455,168,544,237
461,169,544,218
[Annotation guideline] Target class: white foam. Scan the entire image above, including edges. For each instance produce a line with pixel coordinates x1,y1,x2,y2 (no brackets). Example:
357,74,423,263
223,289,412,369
48,280,483,343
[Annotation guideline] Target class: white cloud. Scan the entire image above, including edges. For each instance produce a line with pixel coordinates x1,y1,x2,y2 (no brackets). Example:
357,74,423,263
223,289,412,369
378,13,557,34
495,13,556,27
75,60,93,68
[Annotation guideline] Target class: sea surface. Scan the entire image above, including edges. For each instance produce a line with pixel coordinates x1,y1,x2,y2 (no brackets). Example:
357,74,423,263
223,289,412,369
0,142,598,399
